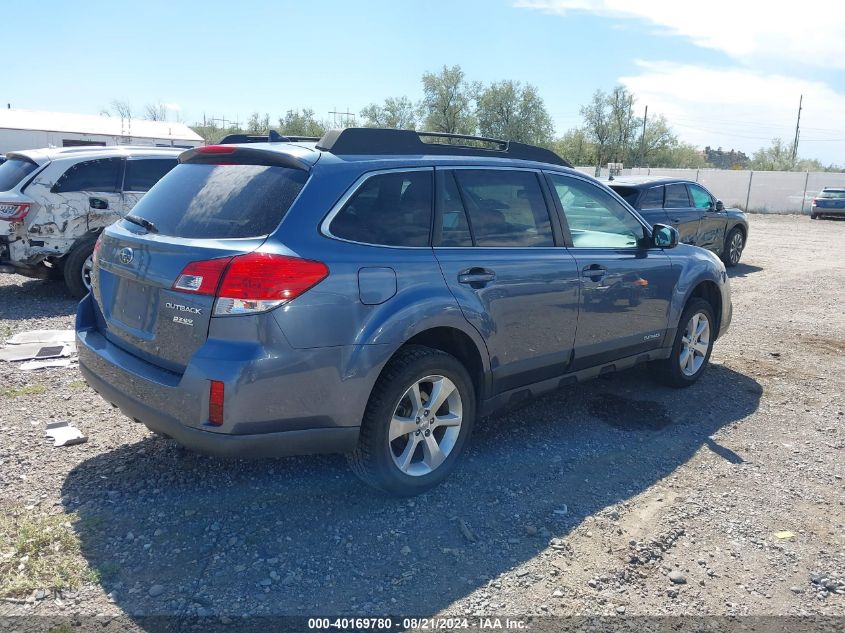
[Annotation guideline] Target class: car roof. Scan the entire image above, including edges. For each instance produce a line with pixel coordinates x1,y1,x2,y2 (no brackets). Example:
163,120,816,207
604,176,693,187
9,145,185,165
218,140,580,174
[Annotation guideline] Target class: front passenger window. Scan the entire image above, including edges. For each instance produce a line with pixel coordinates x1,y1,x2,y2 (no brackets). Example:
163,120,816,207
688,184,714,209
548,174,646,249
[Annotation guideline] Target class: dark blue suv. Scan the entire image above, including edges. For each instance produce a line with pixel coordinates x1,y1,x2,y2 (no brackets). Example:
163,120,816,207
76,128,731,496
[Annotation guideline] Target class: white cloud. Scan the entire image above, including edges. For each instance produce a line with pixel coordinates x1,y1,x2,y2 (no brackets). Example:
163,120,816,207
162,102,182,112
515,0,845,69
619,61,845,162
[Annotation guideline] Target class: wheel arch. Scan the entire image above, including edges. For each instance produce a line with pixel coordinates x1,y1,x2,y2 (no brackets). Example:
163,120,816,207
687,280,723,338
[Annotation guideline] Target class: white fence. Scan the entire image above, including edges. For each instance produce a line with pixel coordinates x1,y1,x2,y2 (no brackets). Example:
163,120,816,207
574,166,845,214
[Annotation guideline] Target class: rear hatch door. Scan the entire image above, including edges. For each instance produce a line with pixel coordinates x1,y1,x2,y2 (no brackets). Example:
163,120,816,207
816,190,845,209
93,146,313,373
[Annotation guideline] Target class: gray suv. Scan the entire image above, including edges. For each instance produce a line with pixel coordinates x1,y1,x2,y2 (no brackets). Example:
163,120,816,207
76,129,732,496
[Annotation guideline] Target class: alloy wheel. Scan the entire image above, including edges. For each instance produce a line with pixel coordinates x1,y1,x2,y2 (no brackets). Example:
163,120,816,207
729,232,743,265
81,255,94,291
679,312,711,377
389,375,463,477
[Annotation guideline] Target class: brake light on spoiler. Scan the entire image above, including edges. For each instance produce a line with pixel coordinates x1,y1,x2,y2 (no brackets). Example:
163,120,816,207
0,202,31,222
173,253,329,316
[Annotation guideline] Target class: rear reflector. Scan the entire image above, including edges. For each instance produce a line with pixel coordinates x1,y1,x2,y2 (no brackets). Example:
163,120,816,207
173,257,233,295
208,380,224,425
0,202,31,222
173,252,328,316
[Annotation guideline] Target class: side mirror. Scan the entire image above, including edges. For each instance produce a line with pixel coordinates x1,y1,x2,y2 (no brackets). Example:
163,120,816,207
651,223,679,249
715,200,725,212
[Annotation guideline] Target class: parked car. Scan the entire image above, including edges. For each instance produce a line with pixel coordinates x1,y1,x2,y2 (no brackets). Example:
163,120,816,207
0,146,181,297
810,187,845,220
77,128,732,496
607,177,748,267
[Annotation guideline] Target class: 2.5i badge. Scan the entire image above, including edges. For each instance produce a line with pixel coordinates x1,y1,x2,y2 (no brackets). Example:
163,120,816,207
173,316,194,326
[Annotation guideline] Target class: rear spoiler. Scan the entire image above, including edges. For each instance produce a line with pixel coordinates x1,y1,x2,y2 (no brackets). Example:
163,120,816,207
218,130,320,145
179,145,312,171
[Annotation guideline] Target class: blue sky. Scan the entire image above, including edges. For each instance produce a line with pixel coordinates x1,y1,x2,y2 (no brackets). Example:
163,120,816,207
5,0,845,163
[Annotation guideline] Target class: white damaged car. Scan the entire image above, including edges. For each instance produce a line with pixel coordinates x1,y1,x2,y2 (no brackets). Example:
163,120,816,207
0,146,180,297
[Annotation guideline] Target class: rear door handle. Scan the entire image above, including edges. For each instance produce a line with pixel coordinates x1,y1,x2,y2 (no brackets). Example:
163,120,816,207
671,217,681,223
458,267,496,285
582,264,608,281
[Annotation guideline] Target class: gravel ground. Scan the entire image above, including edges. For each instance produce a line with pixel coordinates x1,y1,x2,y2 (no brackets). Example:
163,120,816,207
0,214,843,628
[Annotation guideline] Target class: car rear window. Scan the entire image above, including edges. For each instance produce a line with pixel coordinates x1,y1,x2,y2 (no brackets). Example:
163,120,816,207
0,158,38,191
609,186,639,206
819,189,845,199
127,164,309,239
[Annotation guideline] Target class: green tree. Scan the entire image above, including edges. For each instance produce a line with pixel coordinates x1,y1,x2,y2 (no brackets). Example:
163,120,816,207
552,127,595,166
607,86,640,164
475,80,554,145
420,65,478,134
750,138,794,170
360,97,417,129
278,109,327,137
638,114,677,165
246,112,271,134
579,90,613,170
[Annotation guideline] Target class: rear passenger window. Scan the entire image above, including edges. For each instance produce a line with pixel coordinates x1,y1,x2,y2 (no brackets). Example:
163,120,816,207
329,171,432,247
664,184,691,208
52,158,122,193
124,159,177,192
452,170,553,247
640,186,664,208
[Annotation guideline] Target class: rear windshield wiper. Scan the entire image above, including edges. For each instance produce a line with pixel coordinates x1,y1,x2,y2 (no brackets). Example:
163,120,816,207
124,214,159,233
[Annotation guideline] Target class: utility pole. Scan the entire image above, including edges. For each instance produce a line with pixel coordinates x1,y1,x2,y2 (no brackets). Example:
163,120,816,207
791,94,802,165
329,107,356,128
638,105,648,169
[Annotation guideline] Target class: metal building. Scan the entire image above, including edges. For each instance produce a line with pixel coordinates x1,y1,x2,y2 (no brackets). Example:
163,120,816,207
0,109,203,154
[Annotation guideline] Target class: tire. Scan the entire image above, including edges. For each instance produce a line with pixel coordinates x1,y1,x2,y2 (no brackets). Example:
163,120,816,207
347,345,476,496
62,235,98,299
810,214,818,220
649,298,715,388
722,227,744,267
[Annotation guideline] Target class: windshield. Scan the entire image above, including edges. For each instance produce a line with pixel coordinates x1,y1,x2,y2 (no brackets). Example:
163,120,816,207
0,158,38,192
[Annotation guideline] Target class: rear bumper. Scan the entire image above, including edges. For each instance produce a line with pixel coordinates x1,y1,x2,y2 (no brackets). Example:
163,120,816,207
79,360,358,458
812,206,845,216
75,294,383,458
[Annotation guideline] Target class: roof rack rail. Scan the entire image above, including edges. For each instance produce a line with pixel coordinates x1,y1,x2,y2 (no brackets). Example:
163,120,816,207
315,128,571,167
218,130,321,145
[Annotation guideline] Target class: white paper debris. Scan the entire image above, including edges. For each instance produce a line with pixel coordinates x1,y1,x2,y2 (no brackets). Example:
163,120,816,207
7,330,75,346
0,342,75,362
19,358,78,371
45,421,87,447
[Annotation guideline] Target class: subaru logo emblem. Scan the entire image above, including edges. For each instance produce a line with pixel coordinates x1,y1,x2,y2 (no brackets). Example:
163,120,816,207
118,247,134,265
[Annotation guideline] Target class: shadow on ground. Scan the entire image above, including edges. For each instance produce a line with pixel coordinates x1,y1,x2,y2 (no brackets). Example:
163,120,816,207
0,277,77,321
726,263,763,279
62,364,761,624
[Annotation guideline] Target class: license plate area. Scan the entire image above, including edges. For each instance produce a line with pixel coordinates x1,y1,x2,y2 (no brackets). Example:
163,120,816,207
112,277,159,336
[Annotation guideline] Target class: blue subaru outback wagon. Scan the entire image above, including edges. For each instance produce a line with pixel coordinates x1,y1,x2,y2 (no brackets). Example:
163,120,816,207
76,128,731,495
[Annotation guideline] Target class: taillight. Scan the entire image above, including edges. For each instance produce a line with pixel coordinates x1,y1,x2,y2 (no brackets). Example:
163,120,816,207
173,257,233,295
0,202,31,222
172,253,328,316
812,198,818,205
92,234,103,267
196,145,236,154
208,380,224,425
